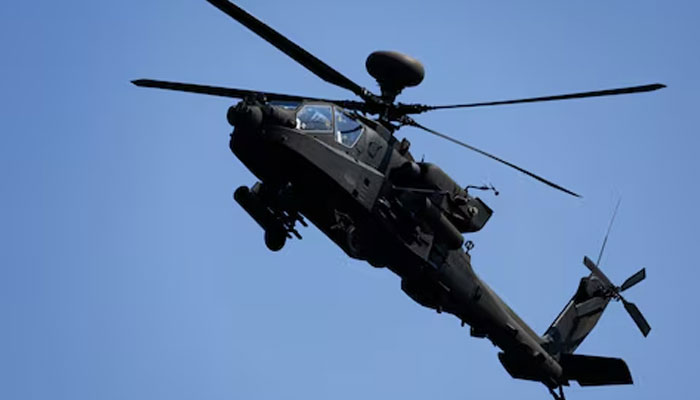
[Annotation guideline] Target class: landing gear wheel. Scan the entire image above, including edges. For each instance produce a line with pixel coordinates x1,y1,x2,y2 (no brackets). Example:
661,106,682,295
264,228,287,252
344,225,362,258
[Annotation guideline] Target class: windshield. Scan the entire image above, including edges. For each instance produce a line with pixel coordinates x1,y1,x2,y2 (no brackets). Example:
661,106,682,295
296,105,333,132
334,108,364,147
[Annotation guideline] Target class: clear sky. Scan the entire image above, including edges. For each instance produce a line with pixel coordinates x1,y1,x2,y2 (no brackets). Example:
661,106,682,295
1,1,698,399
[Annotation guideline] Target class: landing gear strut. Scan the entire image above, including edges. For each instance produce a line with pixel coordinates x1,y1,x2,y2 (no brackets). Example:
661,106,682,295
548,385,566,400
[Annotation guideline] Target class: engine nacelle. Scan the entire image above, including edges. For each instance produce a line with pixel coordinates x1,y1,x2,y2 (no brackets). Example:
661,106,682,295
422,198,464,250
420,163,493,233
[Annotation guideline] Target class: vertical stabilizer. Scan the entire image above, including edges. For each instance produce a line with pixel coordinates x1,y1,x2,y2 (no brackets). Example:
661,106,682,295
543,274,612,356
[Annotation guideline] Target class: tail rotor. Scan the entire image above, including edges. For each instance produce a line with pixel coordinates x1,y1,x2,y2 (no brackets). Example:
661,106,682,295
582,200,651,337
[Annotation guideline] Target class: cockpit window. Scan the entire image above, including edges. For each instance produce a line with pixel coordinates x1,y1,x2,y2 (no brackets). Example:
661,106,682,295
334,108,364,147
296,105,333,132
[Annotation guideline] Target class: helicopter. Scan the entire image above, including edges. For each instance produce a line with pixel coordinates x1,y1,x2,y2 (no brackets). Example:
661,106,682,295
133,1,663,399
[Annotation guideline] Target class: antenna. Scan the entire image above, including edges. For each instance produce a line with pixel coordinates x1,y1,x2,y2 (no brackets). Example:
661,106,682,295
595,198,622,268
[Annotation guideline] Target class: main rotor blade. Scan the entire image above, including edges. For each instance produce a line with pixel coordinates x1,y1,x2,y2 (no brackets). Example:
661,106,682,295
405,118,581,197
596,198,622,268
408,83,666,112
622,299,651,337
620,268,646,292
132,79,339,103
206,0,369,99
583,256,615,288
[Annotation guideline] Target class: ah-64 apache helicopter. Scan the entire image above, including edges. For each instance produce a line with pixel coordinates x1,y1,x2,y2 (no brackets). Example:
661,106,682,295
133,1,663,399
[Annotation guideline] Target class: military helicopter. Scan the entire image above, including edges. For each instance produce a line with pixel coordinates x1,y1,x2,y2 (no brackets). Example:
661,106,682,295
133,1,663,399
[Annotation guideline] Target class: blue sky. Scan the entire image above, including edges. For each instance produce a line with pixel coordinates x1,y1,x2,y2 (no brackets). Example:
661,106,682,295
1,1,698,399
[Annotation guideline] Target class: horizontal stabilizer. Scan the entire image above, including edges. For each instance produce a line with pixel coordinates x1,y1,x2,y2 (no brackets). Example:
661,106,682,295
575,297,607,317
561,354,633,386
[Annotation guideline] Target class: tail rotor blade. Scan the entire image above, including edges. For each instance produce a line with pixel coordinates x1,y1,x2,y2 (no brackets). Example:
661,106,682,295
583,256,614,288
620,268,646,292
622,299,651,337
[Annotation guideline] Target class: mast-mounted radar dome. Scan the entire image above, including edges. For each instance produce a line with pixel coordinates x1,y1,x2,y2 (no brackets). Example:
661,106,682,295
366,51,425,102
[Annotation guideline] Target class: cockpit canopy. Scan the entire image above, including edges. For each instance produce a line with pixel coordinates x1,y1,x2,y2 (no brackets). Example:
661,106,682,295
296,104,332,132
295,104,365,148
